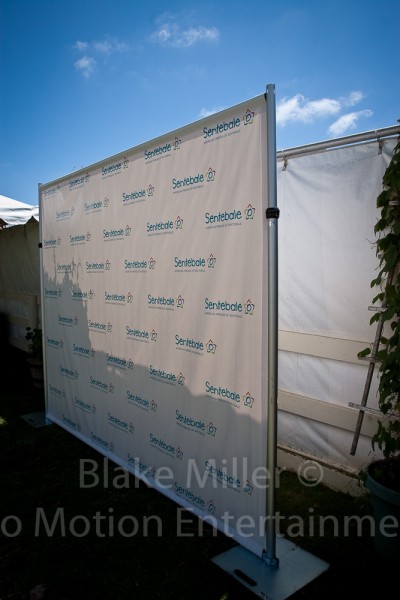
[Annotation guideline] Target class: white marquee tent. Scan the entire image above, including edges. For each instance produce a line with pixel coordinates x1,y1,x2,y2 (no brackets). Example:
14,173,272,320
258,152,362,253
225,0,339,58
0,195,40,349
0,194,38,229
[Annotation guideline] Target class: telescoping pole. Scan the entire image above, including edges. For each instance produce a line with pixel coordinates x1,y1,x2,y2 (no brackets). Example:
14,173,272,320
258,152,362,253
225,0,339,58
263,83,280,568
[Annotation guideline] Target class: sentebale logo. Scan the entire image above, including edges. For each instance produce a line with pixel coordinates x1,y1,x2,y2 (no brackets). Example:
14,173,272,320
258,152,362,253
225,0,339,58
56,205,74,220
204,297,255,317
203,116,241,139
144,142,171,161
103,226,131,241
205,380,241,405
101,157,128,177
72,289,94,301
122,185,153,205
149,433,176,458
127,390,150,411
175,334,204,355
148,294,175,310
172,167,215,193
69,173,89,190
104,291,131,305
243,108,254,126
84,197,109,213
88,319,110,333
126,325,150,343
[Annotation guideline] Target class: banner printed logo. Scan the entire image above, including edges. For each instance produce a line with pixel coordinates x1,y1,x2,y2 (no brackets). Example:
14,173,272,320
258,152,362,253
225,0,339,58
204,297,255,317
62,414,81,432
84,196,110,214
90,375,114,394
204,381,256,409
122,185,154,206
70,230,91,245
104,291,132,305
147,218,175,236
56,205,74,220
75,397,96,414
175,409,218,438
108,412,134,434
90,431,113,452
43,183,61,199
127,455,155,480
175,333,216,356
44,287,62,299
202,106,254,145
58,313,78,328
149,364,185,386
147,293,184,311
88,319,112,334
127,390,151,412
204,203,255,229
59,364,79,380
101,157,129,178
103,225,132,241
149,433,180,459
72,342,95,359
48,383,65,399
69,172,90,191
172,167,215,194
203,115,241,142
46,336,63,350
124,257,148,273
43,236,61,248
175,481,215,512
243,108,254,126
126,325,150,343
144,142,172,162
72,288,94,301
106,352,134,371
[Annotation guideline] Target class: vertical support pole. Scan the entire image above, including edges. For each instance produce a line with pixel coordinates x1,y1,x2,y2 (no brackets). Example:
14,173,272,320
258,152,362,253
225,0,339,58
263,84,280,568
38,183,47,401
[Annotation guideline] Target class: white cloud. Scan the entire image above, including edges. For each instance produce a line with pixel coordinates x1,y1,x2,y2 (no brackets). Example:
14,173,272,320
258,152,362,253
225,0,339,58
75,37,128,55
92,38,129,55
199,106,226,118
276,91,371,135
277,94,341,126
342,91,364,107
73,37,128,78
151,21,220,47
74,56,96,79
328,110,373,136
74,41,89,52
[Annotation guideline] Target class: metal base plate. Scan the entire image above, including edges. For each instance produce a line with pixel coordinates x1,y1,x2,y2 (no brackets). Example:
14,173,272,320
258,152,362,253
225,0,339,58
21,411,53,428
212,538,329,600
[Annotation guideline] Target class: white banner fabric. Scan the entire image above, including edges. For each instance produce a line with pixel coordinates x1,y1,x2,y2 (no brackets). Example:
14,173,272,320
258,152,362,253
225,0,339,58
40,95,269,556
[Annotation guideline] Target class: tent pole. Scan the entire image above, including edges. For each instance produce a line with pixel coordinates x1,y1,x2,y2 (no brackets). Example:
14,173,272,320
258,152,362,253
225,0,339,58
263,83,280,568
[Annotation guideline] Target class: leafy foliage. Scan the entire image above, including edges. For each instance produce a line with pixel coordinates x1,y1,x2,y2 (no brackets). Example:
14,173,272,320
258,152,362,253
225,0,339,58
360,134,400,460
25,326,43,359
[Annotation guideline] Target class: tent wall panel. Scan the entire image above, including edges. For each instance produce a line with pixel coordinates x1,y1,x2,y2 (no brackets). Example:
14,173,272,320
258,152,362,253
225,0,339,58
276,136,398,478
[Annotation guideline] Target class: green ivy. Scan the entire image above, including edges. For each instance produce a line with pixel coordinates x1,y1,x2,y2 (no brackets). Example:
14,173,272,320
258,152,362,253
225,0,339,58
359,133,400,458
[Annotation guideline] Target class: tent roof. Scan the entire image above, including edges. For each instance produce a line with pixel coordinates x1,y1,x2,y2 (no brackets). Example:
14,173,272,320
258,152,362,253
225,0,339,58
0,195,39,228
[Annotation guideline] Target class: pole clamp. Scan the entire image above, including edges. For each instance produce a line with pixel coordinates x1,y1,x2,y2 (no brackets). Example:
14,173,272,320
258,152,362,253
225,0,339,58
266,208,280,219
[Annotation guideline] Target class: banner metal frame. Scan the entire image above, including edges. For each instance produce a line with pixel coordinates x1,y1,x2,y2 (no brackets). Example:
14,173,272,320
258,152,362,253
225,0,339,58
211,84,329,600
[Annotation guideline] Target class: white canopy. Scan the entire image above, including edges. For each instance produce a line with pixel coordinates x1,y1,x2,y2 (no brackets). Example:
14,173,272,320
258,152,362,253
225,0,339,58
0,194,39,228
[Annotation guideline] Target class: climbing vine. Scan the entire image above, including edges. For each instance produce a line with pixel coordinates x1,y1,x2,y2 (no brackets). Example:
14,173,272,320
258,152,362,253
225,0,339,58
359,132,400,459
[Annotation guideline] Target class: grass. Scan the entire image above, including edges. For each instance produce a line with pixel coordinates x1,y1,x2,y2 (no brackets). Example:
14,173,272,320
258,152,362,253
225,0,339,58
0,346,393,599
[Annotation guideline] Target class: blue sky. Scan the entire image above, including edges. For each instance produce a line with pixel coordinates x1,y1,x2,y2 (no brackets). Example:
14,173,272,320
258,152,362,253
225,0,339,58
1,0,399,206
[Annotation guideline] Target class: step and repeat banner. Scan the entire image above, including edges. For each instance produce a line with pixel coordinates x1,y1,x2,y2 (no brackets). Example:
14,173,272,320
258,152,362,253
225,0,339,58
40,94,268,556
